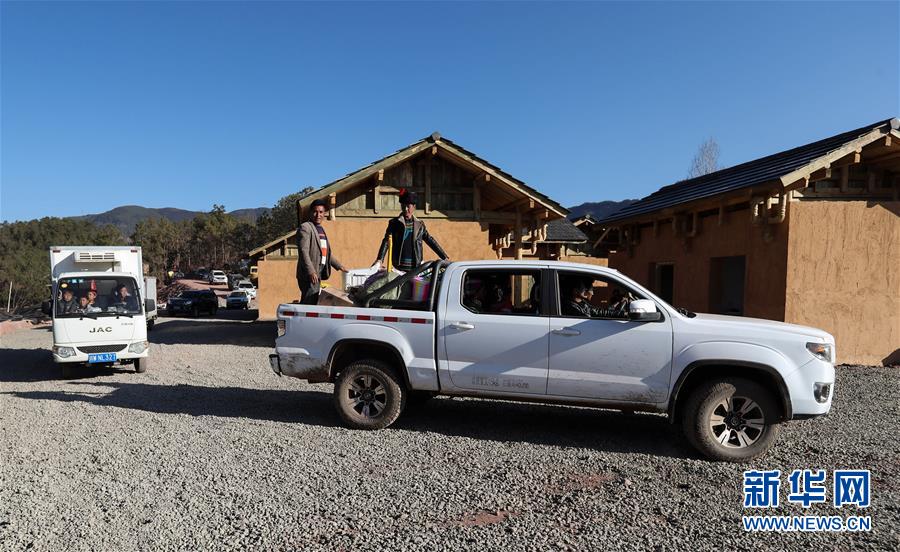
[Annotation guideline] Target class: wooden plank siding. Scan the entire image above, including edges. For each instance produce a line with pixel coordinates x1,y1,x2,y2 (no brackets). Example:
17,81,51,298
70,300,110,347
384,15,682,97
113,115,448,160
335,155,476,217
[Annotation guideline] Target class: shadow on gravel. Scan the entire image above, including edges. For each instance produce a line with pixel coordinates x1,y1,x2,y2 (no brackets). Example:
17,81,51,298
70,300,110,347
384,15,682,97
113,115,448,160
3,382,692,458
3,382,335,424
150,319,275,347
0,348,139,382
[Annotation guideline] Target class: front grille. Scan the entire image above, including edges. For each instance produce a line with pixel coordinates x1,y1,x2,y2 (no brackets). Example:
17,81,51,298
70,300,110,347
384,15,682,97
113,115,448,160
77,344,127,354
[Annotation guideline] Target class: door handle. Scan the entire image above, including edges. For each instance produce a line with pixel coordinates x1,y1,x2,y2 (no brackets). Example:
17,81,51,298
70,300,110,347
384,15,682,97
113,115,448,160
450,322,475,331
552,327,581,337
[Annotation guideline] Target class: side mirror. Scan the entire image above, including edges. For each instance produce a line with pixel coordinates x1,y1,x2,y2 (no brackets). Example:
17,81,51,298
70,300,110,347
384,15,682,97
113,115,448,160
41,300,53,316
145,299,156,313
628,299,661,322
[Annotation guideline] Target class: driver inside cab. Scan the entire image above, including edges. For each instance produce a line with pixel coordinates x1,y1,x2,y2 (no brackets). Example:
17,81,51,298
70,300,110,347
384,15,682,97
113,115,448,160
562,279,632,319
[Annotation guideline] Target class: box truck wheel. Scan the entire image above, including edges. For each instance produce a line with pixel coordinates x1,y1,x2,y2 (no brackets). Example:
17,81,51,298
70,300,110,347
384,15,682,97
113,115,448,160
134,357,149,373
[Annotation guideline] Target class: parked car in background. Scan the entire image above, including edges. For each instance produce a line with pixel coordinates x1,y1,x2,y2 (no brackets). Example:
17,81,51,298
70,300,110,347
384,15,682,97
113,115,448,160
237,281,257,299
208,270,228,285
226,290,250,309
197,268,209,280
166,289,219,317
227,273,244,290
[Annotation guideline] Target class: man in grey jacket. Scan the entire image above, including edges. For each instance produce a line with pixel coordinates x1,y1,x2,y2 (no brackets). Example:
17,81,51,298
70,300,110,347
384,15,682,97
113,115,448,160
297,199,347,304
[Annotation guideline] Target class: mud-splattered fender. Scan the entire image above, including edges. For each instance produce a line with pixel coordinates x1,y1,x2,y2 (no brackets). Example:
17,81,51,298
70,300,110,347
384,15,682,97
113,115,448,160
669,341,795,417
323,322,439,391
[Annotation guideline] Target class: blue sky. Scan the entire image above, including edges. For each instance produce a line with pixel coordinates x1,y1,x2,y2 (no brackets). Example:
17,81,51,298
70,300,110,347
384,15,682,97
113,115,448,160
2,1,898,222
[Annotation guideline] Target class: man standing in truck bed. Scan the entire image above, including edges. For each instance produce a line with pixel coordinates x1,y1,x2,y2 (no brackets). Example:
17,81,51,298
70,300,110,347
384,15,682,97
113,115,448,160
297,199,347,304
374,189,448,271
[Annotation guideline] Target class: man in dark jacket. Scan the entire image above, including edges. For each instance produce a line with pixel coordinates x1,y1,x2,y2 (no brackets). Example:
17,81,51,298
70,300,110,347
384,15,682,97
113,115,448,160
562,280,631,318
58,288,77,314
297,199,347,304
374,190,448,271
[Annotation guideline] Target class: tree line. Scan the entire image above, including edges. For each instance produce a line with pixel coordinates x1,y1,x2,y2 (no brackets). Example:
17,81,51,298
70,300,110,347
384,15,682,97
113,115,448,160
0,187,313,312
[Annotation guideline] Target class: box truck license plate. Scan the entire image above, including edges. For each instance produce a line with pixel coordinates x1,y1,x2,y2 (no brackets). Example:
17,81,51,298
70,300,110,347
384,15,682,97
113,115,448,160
88,353,117,363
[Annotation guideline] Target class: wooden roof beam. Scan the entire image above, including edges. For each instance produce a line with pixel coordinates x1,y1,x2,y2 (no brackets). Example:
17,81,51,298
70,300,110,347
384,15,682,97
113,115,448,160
496,197,535,212
808,165,832,182
832,149,862,168
779,127,891,188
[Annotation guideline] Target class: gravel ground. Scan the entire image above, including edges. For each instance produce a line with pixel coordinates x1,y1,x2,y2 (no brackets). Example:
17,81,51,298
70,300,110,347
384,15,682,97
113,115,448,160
1,316,898,551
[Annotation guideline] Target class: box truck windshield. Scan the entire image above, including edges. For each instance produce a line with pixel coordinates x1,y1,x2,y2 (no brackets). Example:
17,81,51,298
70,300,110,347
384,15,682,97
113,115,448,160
55,276,142,318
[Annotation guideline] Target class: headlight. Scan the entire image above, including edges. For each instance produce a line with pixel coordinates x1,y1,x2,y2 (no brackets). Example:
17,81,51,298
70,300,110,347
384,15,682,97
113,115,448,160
53,346,76,358
277,319,286,337
806,342,833,363
128,341,149,354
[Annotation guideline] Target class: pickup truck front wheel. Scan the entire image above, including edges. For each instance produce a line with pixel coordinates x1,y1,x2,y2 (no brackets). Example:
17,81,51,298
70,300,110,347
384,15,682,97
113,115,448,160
682,377,780,462
334,361,405,430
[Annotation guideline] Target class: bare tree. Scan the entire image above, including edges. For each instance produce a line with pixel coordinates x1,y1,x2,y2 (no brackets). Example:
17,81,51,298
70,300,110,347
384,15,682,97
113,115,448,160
688,138,720,178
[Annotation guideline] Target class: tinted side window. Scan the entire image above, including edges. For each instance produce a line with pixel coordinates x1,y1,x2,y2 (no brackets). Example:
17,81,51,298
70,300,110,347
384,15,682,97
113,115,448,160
557,271,645,320
461,270,542,316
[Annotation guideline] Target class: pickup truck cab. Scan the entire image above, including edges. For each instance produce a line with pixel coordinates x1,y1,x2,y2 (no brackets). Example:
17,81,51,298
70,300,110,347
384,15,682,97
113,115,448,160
269,261,835,461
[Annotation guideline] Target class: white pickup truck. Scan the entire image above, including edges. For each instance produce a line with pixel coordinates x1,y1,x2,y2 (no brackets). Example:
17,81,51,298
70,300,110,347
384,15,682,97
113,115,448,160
269,260,835,461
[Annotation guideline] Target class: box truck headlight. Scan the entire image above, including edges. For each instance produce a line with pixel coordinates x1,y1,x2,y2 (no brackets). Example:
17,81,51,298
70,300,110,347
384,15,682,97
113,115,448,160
806,342,833,363
128,341,149,354
53,346,76,358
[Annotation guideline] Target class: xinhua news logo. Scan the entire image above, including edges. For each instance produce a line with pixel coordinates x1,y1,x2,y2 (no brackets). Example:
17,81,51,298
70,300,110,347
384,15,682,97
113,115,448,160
741,469,871,532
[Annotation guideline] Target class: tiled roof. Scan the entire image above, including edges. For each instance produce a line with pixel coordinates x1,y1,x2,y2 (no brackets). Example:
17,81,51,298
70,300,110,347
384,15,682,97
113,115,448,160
599,118,898,224
543,218,588,243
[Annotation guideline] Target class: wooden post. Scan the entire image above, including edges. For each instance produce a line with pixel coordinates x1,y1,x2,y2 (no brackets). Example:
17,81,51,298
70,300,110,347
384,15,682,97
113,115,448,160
473,183,481,220
424,160,432,214
328,193,336,220
6,281,12,313
840,166,849,193
514,208,523,260
374,170,384,214
867,170,877,193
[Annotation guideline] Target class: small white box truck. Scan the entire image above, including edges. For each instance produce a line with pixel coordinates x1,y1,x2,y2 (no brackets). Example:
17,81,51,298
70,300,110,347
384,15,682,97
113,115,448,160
43,246,153,378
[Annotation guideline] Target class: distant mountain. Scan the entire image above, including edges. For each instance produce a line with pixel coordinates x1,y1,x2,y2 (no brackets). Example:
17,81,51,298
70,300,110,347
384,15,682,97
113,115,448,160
75,205,269,236
228,207,270,221
567,199,637,221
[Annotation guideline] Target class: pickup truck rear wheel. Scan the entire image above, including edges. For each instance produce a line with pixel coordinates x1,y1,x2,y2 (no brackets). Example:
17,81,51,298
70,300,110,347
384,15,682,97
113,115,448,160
334,361,404,430
682,377,780,462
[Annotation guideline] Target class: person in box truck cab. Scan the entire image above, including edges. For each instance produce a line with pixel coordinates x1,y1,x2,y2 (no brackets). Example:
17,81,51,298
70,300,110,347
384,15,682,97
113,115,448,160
58,288,77,314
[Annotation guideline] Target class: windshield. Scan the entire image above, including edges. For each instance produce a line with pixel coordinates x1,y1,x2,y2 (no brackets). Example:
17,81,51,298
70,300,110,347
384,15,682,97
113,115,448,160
176,290,205,299
228,292,246,298
55,276,142,318
238,283,253,289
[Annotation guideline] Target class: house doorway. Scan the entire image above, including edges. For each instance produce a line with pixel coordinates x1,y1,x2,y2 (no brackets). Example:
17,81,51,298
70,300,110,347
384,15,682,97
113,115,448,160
651,262,675,305
709,256,746,316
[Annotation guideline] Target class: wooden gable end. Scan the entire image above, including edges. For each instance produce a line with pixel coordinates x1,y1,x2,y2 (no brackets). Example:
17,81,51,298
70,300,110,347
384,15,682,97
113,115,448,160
334,152,478,217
